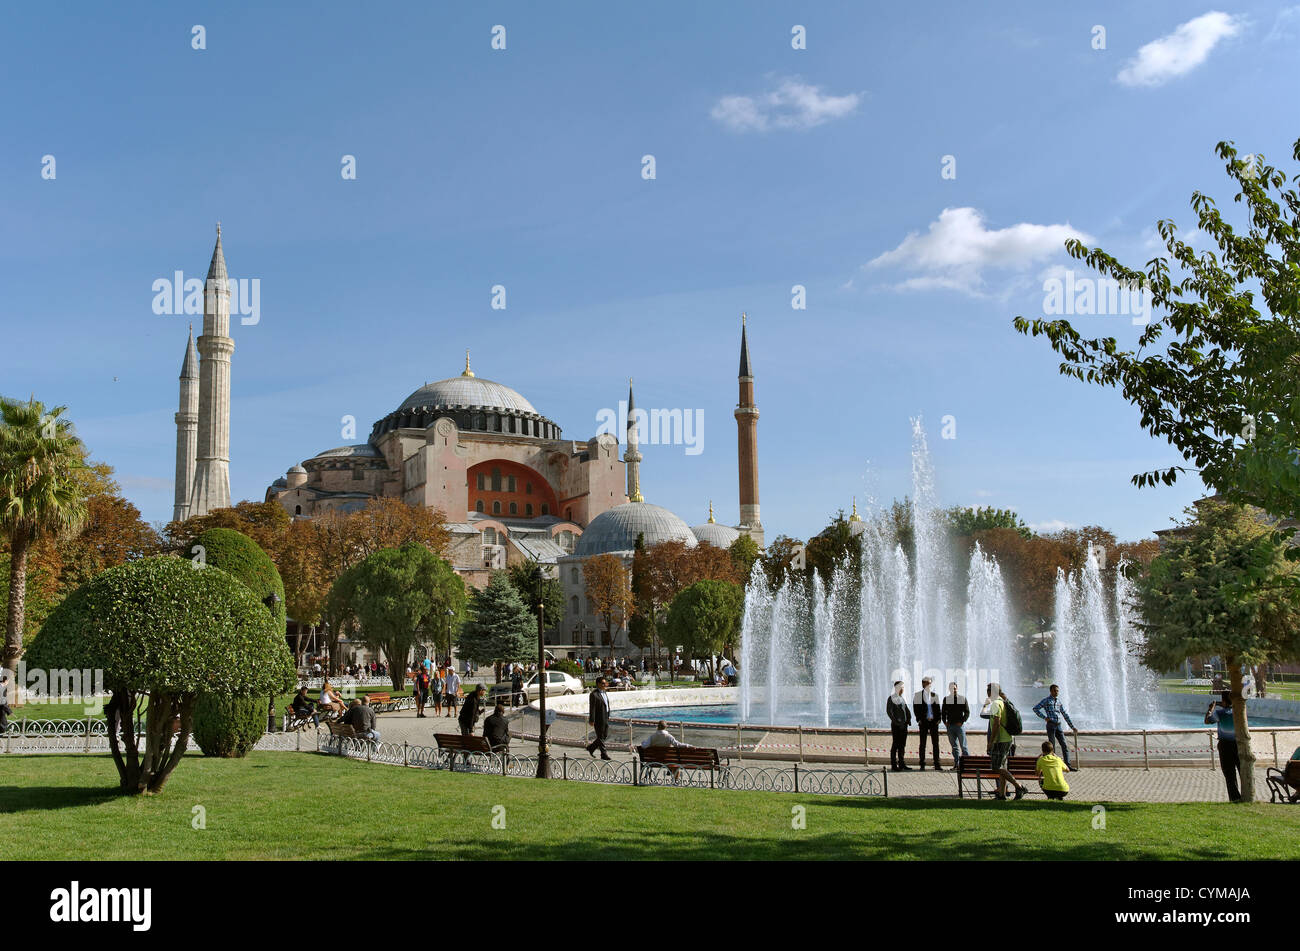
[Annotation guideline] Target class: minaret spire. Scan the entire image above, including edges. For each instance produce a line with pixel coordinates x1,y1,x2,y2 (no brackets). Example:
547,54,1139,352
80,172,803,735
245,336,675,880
734,313,763,545
173,325,200,522
625,377,643,503
190,225,235,517
462,349,475,377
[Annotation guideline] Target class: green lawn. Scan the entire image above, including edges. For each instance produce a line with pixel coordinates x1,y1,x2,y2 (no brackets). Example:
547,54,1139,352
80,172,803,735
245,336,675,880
1158,679,1300,701
1,753,1297,861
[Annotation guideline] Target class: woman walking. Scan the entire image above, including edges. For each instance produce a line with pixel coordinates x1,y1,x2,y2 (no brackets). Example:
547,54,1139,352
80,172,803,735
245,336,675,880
413,666,431,718
431,666,445,717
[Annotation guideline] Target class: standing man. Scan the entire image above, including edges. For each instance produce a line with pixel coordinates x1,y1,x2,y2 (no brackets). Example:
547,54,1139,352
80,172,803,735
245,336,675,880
886,680,912,772
981,682,1029,801
1205,691,1242,803
444,665,461,718
1033,684,1077,769
511,665,524,708
941,680,970,769
913,676,942,770
587,676,612,760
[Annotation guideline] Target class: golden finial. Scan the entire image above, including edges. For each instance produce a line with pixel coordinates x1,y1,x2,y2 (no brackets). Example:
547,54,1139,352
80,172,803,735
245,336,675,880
742,312,747,327
462,349,475,378
849,496,861,522
708,500,715,524
216,221,221,238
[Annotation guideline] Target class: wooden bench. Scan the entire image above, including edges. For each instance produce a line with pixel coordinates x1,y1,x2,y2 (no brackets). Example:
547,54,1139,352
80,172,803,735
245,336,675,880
434,732,494,769
957,754,1044,798
1266,760,1300,804
365,693,398,713
283,705,317,731
637,745,723,787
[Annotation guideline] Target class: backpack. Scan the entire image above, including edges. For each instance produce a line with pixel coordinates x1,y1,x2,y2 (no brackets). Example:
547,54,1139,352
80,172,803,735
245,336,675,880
1002,698,1023,736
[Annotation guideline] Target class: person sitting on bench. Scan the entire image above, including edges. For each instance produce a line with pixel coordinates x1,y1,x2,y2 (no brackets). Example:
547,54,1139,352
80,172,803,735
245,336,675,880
342,696,380,744
290,686,319,726
319,681,346,715
1035,740,1070,800
639,720,681,749
483,702,510,753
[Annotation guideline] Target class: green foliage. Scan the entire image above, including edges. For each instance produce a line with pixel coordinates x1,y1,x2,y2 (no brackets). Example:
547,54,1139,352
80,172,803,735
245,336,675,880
459,572,533,665
1014,138,1300,525
946,506,1032,539
759,535,802,590
664,579,745,662
805,510,861,580
727,534,760,580
548,658,583,677
192,693,267,758
505,560,564,629
335,543,465,688
27,555,295,696
188,528,285,630
628,532,655,651
1134,502,1300,672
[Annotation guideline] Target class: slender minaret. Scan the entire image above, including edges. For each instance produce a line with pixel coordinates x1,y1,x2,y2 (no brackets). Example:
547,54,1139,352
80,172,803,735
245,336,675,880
735,314,763,546
625,378,643,503
172,325,199,522
189,223,234,517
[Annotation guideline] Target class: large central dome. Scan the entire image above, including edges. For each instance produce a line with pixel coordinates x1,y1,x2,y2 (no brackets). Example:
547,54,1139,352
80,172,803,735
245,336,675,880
396,376,537,415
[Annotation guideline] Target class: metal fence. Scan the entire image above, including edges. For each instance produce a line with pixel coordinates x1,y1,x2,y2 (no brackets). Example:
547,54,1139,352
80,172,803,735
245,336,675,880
0,719,315,755
315,733,887,797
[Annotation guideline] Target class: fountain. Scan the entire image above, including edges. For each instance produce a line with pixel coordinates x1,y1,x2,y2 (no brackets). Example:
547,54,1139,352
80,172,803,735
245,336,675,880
737,418,1161,728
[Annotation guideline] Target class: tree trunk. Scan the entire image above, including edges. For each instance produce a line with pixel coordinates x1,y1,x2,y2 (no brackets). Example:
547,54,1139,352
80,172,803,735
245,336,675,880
1229,660,1256,802
2,531,30,676
1255,663,1267,699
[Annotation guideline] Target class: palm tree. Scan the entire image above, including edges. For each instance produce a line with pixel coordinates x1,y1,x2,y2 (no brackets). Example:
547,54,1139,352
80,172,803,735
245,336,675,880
0,397,88,674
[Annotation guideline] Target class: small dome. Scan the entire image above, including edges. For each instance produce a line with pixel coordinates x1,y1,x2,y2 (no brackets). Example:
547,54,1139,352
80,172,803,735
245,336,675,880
288,465,307,474
396,376,537,416
575,502,697,557
308,444,382,461
692,522,740,548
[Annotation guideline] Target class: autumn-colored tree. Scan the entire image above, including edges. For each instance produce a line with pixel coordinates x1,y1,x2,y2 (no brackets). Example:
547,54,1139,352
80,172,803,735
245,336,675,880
583,554,632,660
805,510,860,581
349,497,450,561
275,517,329,662
946,506,1032,540
166,501,291,563
628,533,656,658
760,535,803,590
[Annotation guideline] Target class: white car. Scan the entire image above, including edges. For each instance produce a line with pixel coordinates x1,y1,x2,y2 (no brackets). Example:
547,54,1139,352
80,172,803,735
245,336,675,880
489,670,584,703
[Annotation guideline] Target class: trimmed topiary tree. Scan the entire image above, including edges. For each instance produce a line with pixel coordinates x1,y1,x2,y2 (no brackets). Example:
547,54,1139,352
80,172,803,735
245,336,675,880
191,694,268,758
26,555,295,794
186,528,287,757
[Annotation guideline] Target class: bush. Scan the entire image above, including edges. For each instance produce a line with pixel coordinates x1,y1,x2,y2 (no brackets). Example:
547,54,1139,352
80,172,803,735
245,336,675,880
192,693,267,757
188,528,286,630
548,659,583,678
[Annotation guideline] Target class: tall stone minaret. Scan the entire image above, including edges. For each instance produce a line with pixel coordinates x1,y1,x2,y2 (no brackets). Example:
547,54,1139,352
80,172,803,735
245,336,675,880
189,224,234,517
172,325,199,522
625,378,643,503
735,314,763,546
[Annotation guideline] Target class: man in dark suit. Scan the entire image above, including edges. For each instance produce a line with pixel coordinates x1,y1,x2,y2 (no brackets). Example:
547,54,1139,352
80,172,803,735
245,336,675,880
484,702,510,753
886,680,912,771
913,676,942,771
941,680,970,769
510,665,524,708
587,677,611,760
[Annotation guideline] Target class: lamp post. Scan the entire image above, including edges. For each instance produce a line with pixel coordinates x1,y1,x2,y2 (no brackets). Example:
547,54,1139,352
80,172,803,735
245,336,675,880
532,566,550,778
445,608,455,667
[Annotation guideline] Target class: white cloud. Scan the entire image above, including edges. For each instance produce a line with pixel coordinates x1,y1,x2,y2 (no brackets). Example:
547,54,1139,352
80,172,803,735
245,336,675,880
1267,6,1300,42
867,207,1091,296
711,77,859,132
1117,12,1242,87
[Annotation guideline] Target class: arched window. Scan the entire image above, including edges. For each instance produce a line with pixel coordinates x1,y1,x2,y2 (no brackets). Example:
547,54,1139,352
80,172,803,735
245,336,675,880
477,473,485,490
492,501,501,515
491,467,502,492
570,567,578,584
570,596,579,615
474,413,486,430
483,528,499,546
541,503,550,516
475,500,484,513
525,503,533,516
507,475,516,493
509,502,518,515
294,505,302,515
525,482,532,495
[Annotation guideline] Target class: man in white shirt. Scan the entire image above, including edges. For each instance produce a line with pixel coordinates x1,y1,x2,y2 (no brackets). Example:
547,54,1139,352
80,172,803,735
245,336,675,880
443,668,461,718
639,720,681,749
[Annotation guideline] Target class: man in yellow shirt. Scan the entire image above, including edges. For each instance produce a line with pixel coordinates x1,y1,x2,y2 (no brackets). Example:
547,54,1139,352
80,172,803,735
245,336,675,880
1036,740,1070,800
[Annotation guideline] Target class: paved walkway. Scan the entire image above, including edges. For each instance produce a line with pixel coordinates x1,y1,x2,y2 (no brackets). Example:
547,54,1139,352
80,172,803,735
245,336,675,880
340,707,1276,803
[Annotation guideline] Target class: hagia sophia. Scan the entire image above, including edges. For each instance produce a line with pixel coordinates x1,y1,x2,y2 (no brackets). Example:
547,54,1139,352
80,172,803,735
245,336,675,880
173,228,763,658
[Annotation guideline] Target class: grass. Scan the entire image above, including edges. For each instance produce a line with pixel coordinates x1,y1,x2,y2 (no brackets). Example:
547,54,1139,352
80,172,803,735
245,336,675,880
1,753,1298,861
1158,679,1300,701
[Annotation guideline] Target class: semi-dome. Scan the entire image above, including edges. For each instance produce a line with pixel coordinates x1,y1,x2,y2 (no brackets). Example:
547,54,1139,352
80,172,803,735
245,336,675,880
575,502,698,557
692,522,741,548
396,376,538,416
308,444,383,460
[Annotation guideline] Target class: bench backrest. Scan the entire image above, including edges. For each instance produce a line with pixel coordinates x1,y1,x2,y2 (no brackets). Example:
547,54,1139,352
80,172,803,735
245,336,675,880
434,732,492,753
640,745,720,766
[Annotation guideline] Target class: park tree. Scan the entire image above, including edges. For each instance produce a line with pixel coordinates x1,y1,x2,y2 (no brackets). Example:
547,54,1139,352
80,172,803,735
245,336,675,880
760,534,803,590
167,500,291,563
727,533,760,581
458,571,533,667
506,559,564,631
805,510,860,581
584,553,632,660
1133,502,1300,801
25,556,294,793
628,534,657,660
340,542,466,690
278,517,329,662
185,528,287,757
0,397,88,676
1014,137,1300,530
946,506,1032,540
664,579,745,677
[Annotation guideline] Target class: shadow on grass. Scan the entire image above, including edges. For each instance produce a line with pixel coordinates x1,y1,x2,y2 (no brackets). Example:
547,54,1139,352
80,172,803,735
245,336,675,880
0,784,121,812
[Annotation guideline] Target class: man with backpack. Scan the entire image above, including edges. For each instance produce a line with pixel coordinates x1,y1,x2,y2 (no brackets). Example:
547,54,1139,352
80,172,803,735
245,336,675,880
981,682,1029,801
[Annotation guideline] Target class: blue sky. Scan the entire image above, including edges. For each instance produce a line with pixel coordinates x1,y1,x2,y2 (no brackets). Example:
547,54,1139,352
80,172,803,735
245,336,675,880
3,1,1298,542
